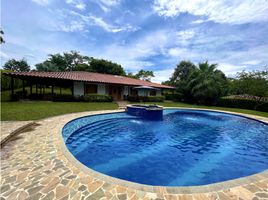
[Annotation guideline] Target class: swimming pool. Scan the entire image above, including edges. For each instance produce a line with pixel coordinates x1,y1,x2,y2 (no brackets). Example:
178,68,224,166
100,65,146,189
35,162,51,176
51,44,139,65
63,109,268,186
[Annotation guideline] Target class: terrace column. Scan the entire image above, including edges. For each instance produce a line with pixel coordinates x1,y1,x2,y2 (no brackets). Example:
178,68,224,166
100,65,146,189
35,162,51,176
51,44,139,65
30,84,32,95
11,77,14,96
22,80,25,98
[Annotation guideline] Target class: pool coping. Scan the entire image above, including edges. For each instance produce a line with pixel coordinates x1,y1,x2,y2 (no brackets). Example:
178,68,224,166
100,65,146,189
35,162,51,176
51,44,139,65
57,107,268,194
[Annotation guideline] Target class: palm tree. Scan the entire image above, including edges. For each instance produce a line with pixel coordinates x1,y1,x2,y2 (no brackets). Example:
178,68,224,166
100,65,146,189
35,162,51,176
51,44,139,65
188,61,228,105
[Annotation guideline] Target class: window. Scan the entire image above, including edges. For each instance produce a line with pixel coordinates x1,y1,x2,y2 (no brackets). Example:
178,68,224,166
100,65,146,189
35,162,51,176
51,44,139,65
85,84,97,94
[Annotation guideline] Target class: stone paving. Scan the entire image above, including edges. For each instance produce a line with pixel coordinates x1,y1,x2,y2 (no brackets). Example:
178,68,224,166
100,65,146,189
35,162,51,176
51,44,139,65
1,121,33,144
1,109,268,200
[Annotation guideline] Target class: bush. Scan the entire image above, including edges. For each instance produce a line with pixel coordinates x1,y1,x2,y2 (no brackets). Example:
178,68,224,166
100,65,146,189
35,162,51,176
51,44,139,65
164,93,182,101
127,95,165,102
84,94,113,102
217,98,257,110
146,96,165,102
53,94,74,102
256,102,268,112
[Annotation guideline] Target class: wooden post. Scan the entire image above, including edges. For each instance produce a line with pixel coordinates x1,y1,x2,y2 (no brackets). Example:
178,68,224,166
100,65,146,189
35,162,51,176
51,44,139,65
36,84,38,94
11,77,14,96
71,82,74,96
30,84,32,95
60,87,62,95
22,80,25,98
51,84,54,95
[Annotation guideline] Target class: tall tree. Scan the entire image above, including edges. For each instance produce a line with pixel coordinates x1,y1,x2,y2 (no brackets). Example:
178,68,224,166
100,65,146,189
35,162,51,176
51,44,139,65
168,61,197,101
188,61,228,105
134,70,155,81
89,58,126,75
126,70,155,81
229,70,268,101
0,28,5,44
3,58,30,72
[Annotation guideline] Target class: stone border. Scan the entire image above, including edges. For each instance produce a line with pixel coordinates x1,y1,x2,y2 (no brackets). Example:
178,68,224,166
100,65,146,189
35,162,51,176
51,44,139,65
0,122,37,148
57,107,268,194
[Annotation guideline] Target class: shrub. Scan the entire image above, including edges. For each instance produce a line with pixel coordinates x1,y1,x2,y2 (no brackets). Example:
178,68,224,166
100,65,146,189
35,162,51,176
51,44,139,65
53,94,74,102
256,102,268,112
84,94,113,102
217,98,257,110
146,96,165,102
127,95,165,102
164,93,182,101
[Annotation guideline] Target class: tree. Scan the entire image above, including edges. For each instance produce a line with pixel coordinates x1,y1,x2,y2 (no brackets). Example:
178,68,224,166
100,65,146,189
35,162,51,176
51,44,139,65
126,70,155,81
89,58,126,75
167,61,197,101
188,61,228,105
0,28,4,44
3,58,30,72
35,51,126,75
229,70,268,101
134,70,154,81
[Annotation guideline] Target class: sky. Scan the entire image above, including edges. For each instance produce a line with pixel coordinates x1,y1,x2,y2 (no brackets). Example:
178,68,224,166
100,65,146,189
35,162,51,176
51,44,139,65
1,0,268,83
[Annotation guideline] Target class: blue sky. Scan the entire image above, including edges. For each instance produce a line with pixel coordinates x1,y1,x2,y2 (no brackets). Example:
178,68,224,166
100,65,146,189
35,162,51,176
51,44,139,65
1,0,268,82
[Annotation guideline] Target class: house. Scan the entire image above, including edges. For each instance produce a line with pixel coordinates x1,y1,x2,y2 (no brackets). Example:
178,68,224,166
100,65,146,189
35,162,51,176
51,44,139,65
4,71,174,100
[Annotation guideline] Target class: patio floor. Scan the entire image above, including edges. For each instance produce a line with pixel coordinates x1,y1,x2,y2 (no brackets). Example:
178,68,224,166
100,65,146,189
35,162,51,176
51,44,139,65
1,110,268,200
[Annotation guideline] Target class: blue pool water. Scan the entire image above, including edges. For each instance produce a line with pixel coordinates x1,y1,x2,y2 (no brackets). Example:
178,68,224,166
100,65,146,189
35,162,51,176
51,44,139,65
63,109,268,186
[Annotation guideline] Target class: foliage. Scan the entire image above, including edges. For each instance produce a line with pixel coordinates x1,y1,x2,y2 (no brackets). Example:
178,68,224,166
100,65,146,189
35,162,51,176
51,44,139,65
88,58,125,76
188,61,228,105
127,70,155,81
35,51,126,75
53,94,75,102
166,61,196,102
217,98,258,110
166,61,228,105
127,95,165,102
84,94,113,102
217,97,268,112
229,70,268,100
3,58,30,72
0,28,4,44
256,102,268,112
163,93,183,101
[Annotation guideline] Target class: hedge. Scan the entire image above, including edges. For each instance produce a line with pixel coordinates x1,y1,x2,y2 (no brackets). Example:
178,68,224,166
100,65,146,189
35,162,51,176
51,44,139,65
164,93,182,101
256,102,268,112
217,98,268,112
52,94,113,102
84,94,113,102
127,95,165,102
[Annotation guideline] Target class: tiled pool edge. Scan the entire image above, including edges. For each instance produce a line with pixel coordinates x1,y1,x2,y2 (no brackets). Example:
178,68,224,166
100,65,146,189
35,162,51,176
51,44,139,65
57,107,268,194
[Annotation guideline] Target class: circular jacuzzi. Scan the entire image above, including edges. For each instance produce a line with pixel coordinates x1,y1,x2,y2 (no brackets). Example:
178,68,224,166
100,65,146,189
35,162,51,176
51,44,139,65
62,109,268,186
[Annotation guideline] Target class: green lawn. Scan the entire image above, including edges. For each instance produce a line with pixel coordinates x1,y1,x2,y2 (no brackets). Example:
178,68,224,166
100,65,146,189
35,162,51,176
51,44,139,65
1,102,118,121
1,101,267,121
140,102,268,118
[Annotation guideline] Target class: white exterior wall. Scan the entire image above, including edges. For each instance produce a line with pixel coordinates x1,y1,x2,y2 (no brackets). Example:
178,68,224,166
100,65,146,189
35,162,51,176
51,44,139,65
123,86,129,96
156,90,162,96
73,81,84,96
97,84,106,95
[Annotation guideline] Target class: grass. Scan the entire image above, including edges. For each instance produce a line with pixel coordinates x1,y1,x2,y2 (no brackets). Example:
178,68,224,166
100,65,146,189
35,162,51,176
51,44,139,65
138,101,268,118
1,101,118,121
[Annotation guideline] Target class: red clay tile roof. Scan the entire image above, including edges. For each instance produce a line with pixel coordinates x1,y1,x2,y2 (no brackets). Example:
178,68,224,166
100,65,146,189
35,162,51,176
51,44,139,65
5,71,174,89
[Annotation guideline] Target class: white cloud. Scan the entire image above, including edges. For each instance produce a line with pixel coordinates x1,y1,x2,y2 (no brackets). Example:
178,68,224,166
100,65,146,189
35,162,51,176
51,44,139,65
241,60,261,65
47,9,138,33
0,51,10,59
95,0,121,12
66,0,86,11
153,0,268,24
151,69,174,83
32,0,52,6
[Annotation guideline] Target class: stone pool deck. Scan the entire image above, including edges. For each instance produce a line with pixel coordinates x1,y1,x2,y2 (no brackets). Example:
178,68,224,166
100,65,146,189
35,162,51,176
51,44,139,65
1,109,268,200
